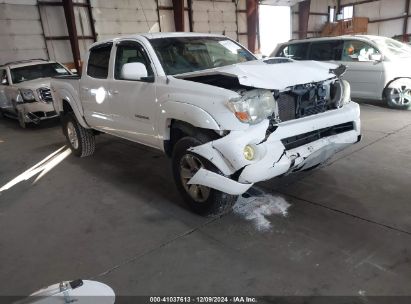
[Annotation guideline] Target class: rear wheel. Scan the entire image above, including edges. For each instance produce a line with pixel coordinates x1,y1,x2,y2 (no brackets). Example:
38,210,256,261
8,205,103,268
385,79,411,110
172,134,237,216
62,113,95,157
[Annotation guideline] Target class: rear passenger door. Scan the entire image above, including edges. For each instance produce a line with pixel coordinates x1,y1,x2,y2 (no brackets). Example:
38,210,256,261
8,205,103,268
81,42,113,129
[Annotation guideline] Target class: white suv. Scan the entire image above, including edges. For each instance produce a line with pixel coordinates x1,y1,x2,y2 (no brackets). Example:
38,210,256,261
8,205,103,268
0,59,71,128
273,35,411,110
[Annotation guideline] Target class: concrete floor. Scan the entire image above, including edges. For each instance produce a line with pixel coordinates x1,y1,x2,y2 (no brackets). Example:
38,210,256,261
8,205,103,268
0,101,411,297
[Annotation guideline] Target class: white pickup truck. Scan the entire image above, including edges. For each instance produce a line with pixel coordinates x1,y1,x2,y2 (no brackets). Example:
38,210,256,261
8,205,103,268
51,33,361,215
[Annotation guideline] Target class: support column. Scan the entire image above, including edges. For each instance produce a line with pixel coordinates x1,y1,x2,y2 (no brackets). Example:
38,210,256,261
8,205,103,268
403,0,410,42
246,0,258,53
172,0,185,32
298,0,311,39
62,0,81,74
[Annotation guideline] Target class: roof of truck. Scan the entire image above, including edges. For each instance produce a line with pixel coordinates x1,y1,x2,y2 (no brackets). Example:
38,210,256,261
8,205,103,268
89,32,227,49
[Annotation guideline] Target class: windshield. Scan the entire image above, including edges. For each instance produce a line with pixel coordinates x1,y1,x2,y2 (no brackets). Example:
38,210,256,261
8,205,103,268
372,37,411,58
149,37,256,75
10,63,70,84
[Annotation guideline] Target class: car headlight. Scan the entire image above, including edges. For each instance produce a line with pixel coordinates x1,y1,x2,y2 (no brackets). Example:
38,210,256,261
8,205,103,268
331,79,351,108
341,79,351,105
227,89,276,124
19,89,35,102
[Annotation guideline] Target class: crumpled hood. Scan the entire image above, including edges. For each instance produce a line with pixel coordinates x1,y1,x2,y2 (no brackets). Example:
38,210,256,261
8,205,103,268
15,78,51,90
175,59,338,90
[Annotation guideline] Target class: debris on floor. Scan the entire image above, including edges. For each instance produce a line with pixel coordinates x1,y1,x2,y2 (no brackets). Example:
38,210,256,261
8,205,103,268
233,189,291,232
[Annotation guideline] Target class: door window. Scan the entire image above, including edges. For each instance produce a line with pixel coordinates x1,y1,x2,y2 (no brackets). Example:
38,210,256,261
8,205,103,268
114,42,153,80
277,43,309,60
87,43,113,79
0,70,8,85
309,41,343,61
342,40,380,62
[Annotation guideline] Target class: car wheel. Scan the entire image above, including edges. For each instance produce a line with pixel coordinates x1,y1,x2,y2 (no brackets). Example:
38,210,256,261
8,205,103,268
17,110,26,128
385,79,411,110
63,113,95,157
172,135,237,216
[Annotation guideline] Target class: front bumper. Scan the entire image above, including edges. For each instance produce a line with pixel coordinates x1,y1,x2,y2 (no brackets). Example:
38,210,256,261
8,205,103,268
188,102,361,195
17,102,58,123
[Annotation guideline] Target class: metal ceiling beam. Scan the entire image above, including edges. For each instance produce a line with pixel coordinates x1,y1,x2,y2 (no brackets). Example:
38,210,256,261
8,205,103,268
172,0,185,32
246,0,258,53
62,0,82,74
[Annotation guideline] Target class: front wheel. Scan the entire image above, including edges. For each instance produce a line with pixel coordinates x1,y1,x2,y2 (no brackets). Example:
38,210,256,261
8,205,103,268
17,110,26,128
385,79,411,110
172,135,237,216
62,113,95,157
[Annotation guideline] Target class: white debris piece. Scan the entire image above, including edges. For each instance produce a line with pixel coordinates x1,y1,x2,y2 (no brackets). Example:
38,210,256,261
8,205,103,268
233,193,291,232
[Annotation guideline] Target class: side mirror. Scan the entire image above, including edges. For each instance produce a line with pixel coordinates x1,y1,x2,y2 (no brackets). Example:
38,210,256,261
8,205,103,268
121,62,148,81
370,54,383,62
1,78,7,85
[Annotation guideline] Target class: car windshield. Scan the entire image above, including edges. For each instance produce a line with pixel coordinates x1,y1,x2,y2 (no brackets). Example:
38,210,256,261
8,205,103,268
372,37,411,58
10,63,70,84
149,36,256,75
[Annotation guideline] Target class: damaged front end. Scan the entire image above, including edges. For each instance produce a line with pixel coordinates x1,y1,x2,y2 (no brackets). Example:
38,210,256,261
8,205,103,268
183,64,361,195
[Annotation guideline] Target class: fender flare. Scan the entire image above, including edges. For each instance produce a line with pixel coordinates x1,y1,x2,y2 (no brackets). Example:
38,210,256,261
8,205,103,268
158,101,221,141
55,88,90,129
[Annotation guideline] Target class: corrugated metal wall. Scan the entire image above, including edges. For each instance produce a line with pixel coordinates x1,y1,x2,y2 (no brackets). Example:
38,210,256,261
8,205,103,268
1,0,251,66
0,0,48,64
291,0,411,40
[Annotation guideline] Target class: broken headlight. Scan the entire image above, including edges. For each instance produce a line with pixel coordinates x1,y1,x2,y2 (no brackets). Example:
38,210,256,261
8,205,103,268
227,89,276,124
19,89,36,102
330,79,351,108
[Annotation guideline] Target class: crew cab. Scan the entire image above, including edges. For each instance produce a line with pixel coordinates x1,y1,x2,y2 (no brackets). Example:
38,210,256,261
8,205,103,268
0,59,72,128
51,33,361,215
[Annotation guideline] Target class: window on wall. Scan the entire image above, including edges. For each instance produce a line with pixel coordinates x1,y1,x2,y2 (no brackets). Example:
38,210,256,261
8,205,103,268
342,5,354,20
328,6,336,23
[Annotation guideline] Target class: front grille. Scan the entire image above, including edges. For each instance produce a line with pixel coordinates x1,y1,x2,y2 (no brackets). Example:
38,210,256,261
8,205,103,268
281,122,355,150
277,93,296,122
37,87,53,103
275,82,331,123
32,111,57,118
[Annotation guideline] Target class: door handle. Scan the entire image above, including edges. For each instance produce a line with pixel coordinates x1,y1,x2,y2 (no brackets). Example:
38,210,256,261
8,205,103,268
81,87,89,91
109,90,119,95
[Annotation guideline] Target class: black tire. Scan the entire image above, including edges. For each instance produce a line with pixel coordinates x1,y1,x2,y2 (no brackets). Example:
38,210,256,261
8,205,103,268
172,133,237,216
385,80,411,110
62,112,95,157
17,110,26,129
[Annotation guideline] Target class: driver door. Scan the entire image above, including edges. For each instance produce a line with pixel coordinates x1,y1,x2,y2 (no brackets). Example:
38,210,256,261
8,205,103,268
107,40,158,147
337,40,384,99
0,69,10,110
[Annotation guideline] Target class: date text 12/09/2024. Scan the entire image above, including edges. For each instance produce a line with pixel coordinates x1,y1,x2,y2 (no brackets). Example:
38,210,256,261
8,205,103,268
149,296,257,303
